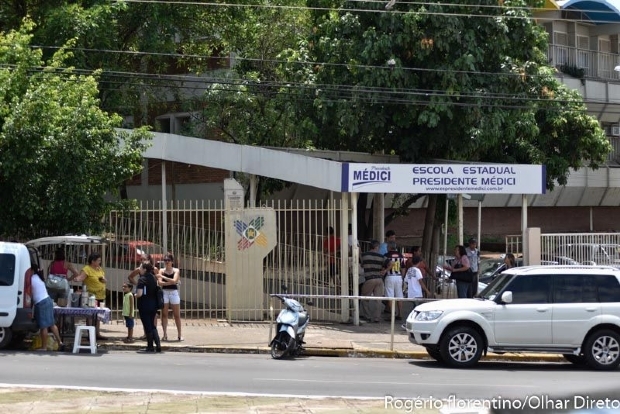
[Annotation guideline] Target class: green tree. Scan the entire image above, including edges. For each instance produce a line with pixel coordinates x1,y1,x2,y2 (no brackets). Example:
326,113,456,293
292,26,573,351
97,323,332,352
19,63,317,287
0,23,151,238
184,0,315,200
304,0,611,253
0,1,226,118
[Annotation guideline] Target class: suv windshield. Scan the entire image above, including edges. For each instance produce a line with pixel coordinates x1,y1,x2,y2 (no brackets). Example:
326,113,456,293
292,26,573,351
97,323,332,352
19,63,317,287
478,272,514,300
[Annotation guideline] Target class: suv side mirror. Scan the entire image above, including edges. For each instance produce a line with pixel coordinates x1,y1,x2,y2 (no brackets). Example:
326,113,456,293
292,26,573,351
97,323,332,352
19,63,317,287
500,291,513,304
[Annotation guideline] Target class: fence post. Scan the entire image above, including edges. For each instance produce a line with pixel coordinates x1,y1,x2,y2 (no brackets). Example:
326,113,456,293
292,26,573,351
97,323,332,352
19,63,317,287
389,298,395,351
268,301,274,345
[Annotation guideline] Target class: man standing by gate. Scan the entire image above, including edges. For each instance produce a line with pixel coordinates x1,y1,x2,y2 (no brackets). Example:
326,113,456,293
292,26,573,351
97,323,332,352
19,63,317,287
466,238,480,297
360,240,386,323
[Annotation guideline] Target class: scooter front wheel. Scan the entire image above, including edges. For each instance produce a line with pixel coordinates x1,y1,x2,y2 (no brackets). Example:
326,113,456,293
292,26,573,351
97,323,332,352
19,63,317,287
271,332,294,359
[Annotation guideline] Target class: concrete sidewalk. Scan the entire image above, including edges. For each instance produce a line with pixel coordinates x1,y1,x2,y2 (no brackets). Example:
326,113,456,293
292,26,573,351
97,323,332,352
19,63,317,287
95,316,564,362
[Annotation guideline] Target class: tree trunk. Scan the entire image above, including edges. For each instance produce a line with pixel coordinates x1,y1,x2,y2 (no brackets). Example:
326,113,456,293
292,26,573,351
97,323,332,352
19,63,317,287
357,193,372,241
429,219,441,276
422,195,437,261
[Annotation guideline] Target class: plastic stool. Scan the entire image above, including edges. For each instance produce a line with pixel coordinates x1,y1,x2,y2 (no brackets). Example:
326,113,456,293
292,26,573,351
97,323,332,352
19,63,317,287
72,326,97,354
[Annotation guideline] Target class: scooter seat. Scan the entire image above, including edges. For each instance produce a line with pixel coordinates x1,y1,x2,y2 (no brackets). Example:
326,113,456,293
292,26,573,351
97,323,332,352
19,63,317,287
298,313,308,327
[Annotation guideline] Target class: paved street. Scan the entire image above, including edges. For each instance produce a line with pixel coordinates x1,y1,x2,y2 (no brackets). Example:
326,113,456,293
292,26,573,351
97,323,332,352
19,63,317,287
2,351,620,413
3,318,618,413
1,351,617,399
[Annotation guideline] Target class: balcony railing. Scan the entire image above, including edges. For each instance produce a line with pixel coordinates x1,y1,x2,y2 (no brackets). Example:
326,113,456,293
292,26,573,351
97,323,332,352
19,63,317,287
548,44,620,81
608,136,620,163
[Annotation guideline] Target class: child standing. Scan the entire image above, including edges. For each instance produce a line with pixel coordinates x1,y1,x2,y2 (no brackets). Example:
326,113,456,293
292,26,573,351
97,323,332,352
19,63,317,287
405,256,432,300
122,283,135,343
402,256,432,330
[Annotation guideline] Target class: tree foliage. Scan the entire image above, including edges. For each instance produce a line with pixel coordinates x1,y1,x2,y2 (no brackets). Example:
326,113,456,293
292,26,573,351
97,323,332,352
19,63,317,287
0,23,151,238
304,0,611,248
0,1,613,246
0,1,228,118
306,0,610,186
182,0,316,199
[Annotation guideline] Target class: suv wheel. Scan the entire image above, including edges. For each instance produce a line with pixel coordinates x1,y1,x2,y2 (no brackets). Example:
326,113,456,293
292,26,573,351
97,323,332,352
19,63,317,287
439,326,483,368
563,354,587,366
584,329,620,371
425,346,443,363
0,327,13,350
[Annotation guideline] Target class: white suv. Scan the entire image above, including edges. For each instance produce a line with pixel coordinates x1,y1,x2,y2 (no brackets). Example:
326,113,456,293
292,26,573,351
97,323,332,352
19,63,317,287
406,265,620,370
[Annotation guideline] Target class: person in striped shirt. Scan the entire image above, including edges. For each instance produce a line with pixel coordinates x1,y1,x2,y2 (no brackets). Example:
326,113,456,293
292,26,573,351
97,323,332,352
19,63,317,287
361,240,387,322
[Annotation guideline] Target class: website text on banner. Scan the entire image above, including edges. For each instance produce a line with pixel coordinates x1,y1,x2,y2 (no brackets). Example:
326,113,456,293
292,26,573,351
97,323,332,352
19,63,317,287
341,164,546,194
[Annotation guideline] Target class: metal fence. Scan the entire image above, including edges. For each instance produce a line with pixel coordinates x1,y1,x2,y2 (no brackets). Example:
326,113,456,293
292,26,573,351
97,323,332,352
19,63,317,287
505,232,620,266
97,199,354,321
40,201,620,323
31,199,496,322
69,199,460,322
540,232,620,265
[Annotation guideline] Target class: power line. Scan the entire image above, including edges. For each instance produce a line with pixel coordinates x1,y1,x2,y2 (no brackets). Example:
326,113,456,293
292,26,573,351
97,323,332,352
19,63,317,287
4,62,620,115
0,63,590,102
112,0,620,25
31,44,573,85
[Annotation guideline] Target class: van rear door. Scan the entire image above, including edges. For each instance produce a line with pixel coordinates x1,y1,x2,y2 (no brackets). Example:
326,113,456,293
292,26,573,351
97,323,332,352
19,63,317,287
0,244,20,328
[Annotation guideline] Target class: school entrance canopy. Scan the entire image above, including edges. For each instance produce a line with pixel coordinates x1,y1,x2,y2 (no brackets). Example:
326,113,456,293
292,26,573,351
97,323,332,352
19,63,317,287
137,130,545,194
126,130,547,323
134,130,546,245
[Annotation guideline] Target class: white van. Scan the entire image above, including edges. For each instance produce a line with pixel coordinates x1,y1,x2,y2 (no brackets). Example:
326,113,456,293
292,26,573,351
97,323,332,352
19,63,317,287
0,242,41,349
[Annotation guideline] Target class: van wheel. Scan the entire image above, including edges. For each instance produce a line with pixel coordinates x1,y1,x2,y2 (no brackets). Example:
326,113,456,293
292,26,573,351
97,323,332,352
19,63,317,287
0,327,13,350
439,326,483,368
584,329,620,371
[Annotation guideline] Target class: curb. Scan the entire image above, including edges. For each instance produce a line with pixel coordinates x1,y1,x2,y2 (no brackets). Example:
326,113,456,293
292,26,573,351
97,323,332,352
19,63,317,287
98,343,566,362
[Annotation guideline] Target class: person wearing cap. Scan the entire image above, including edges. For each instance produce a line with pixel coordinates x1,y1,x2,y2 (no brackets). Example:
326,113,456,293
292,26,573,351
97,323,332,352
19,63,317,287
466,238,480,297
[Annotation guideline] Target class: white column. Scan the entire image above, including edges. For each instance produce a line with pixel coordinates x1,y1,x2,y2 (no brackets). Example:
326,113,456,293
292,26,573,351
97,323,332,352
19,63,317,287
477,200,482,250
457,194,464,245
351,192,359,326
161,161,168,253
443,197,449,259
249,174,257,208
340,192,349,323
521,194,528,265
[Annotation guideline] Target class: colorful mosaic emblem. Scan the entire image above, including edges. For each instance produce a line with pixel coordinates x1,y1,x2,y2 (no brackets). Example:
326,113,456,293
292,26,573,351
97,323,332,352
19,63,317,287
234,216,268,250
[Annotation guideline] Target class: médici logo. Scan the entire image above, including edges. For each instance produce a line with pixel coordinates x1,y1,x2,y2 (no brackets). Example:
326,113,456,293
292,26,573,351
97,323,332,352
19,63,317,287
352,166,392,188
234,216,268,250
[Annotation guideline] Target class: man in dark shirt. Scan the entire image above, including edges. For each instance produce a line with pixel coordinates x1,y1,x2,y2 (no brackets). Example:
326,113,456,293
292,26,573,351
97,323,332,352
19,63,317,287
361,240,386,322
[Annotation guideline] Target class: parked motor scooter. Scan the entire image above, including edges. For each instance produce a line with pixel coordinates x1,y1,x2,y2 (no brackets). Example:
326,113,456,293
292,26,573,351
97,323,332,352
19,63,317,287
269,287,309,359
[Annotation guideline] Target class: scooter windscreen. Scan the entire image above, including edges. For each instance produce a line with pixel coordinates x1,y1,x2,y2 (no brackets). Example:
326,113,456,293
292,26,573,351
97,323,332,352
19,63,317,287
283,298,304,313
277,310,299,325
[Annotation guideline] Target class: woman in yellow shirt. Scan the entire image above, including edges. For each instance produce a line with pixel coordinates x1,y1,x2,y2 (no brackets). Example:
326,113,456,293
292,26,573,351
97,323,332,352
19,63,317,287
76,252,107,340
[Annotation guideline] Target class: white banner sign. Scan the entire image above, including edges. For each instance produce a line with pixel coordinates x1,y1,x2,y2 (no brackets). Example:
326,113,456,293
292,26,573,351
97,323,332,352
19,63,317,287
341,163,546,194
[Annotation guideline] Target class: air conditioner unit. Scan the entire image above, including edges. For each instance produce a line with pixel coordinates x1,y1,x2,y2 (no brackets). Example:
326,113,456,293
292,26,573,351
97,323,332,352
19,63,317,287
612,126,620,137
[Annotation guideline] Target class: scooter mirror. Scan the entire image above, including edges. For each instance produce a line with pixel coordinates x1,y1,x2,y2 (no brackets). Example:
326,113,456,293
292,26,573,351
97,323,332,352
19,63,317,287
281,284,288,293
